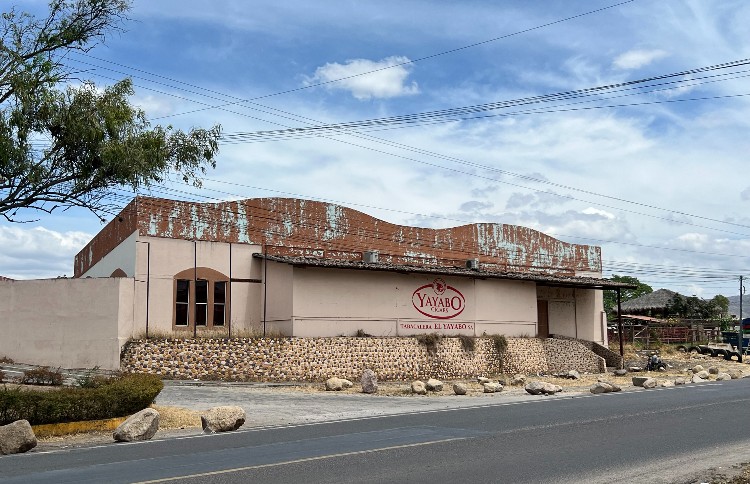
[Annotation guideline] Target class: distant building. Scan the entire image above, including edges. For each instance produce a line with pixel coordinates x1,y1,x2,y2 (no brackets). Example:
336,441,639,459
1,196,627,368
617,288,681,318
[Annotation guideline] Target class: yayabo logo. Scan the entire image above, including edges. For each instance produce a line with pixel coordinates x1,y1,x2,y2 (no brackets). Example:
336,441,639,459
412,278,465,319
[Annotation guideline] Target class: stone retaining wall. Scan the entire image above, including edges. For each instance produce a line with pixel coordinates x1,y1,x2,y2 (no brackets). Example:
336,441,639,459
121,336,606,381
552,334,623,369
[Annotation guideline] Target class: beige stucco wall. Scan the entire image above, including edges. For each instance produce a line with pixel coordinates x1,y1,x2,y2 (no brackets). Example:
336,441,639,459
537,286,605,344
0,278,133,369
84,236,264,336
264,261,294,335
264,264,551,338
80,230,138,278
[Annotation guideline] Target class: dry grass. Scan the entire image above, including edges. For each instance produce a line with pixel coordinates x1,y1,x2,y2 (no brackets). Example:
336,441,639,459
151,405,201,429
33,417,126,438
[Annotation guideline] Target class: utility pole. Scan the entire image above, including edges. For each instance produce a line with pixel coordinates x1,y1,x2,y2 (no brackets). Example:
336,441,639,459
739,276,744,360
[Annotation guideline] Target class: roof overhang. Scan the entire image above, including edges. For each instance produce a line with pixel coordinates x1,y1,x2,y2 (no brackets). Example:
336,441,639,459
254,254,636,290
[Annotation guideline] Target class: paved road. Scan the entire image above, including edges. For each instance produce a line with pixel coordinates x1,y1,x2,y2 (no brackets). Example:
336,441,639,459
154,380,560,427
3,379,750,483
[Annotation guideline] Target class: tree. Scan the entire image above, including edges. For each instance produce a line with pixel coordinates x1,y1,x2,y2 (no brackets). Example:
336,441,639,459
666,293,729,320
603,275,653,314
0,1,221,222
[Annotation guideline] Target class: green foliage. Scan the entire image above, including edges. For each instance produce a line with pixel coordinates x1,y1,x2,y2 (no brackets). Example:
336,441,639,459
0,373,163,425
74,367,111,388
458,334,475,352
416,333,443,354
666,293,729,320
21,366,64,386
0,1,221,222
603,275,653,314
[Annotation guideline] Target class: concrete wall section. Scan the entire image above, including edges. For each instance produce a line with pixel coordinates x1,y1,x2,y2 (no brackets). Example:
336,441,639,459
0,278,131,370
474,279,537,336
261,266,550,338
125,237,263,335
264,261,294,334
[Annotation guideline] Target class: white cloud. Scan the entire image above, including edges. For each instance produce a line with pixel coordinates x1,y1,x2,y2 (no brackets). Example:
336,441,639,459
612,49,668,70
581,207,615,219
307,56,420,100
0,226,91,279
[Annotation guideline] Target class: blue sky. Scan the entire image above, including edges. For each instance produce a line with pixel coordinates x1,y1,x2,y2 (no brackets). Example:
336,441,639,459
3,0,750,300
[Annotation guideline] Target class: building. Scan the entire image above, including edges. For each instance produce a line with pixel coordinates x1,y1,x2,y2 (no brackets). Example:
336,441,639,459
1,196,625,369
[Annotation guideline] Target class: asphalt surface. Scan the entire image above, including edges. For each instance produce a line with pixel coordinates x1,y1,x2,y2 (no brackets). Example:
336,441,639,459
154,380,560,427
3,378,750,483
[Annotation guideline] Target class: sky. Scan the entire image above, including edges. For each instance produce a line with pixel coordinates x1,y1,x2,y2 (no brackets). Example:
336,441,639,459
2,0,750,299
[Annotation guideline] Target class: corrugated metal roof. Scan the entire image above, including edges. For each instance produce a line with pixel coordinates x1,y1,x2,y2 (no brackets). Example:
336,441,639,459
255,254,635,289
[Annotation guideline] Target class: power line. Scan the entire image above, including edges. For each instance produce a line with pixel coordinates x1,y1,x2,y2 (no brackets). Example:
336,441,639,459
66,57,750,238
85,0,638,120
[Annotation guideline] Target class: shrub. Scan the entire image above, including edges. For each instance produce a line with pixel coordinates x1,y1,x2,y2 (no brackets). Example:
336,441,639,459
21,366,64,386
74,367,113,389
0,356,13,364
416,333,443,354
491,334,508,355
354,329,372,337
458,334,475,352
0,373,163,425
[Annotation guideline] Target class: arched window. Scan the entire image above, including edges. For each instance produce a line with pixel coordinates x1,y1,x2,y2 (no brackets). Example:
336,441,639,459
173,267,229,329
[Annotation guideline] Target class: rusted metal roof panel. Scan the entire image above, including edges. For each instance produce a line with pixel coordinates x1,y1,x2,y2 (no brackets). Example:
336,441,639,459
74,196,602,278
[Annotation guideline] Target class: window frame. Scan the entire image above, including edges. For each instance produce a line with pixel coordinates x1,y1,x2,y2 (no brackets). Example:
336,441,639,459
172,268,230,330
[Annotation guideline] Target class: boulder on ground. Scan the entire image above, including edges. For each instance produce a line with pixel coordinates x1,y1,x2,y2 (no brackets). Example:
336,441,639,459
361,369,378,394
597,379,621,392
728,368,744,380
411,380,427,395
692,365,705,374
641,378,658,389
341,379,354,389
113,408,160,442
566,370,581,380
691,374,707,384
716,372,731,381
483,382,502,393
426,378,444,392
695,370,710,380
632,376,650,387
201,406,246,433
590,382,614,394
659,380,675,388
613,369,628,377
511,374,527,385
675,377,687,385
453,383,467,395
325,377,345,391
477,377,491,384
525,381,561,396
708,367,720,375
628,366,643,373
0,420,37,455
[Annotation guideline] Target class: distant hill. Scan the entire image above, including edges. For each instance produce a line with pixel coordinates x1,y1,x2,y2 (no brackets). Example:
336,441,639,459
728,295,750,319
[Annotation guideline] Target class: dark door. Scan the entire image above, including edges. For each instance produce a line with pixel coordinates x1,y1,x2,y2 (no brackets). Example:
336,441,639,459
537,300,549,338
